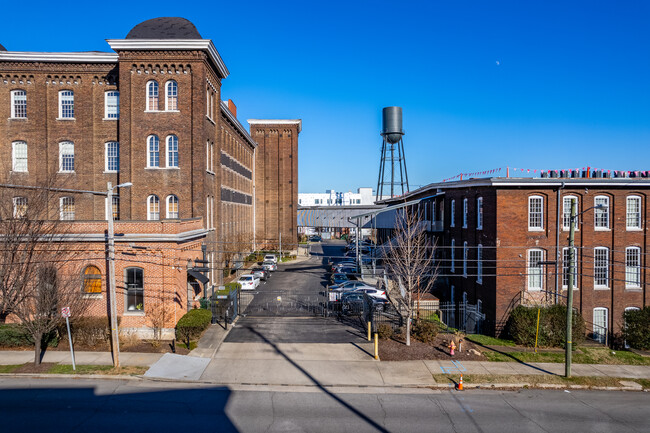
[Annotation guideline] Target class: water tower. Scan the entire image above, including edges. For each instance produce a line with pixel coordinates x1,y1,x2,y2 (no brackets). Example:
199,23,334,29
376,107,409,201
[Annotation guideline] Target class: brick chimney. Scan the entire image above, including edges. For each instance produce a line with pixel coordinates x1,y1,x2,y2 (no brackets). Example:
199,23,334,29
228,99,237,117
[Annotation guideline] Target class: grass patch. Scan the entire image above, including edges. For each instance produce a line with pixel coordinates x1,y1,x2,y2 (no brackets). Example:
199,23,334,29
47,364,148,375
0,364,21,373
635,379,650,390
433,374,628,388
175,340,198,351
483,347,650,365
465,334,516,347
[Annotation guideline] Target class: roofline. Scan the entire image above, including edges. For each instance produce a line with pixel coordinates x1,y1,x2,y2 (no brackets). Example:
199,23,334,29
352,193,444,219
248,119,302,133
106,39,229,78
220,101,257,148
0,51,118,63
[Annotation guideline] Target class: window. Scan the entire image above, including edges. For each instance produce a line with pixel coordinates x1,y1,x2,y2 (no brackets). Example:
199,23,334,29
463,198,468,228
206,141,214,172
450,199,455,227
463,241,468,277
450,239,455,273
528,196,543,230
625,247,641,288
527,249,544,291
476,197,483,230
13,197,27,219
60,197,75,220
477,244,483,283
105,141,119,172
562,247,578,289
594,196,609,229
59,141,74,172
147,135,160,168
104,91,119,119
82,266,102,294
147,195,160,220
125,267,144,312
626,196,641,230
58,90,74,118
594,247,609,288
12,141,27,172
165,80,178,110
166,135,179,168
146,81,159,111
593,307,608,344
166,195,179,219
11,90,26,118
111,196,120,221
562,196,579,230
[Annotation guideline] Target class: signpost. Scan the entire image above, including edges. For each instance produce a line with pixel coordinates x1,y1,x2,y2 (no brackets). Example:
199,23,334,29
61,307,75,371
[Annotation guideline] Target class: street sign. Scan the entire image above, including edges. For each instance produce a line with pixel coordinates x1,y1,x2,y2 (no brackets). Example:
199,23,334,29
61,307,71,318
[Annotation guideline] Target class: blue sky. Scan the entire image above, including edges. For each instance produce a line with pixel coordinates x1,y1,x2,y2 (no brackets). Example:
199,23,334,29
3,1,649,193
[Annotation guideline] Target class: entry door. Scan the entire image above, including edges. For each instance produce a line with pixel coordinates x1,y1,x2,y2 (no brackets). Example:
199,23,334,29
593,308,608,344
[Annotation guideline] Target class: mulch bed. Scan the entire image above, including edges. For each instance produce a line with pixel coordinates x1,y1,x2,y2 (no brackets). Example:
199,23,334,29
379,335,486,361
12,362,57,374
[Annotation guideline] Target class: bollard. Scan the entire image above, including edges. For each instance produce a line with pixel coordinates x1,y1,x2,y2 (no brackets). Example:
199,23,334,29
374,333,379,360
367,322,371,341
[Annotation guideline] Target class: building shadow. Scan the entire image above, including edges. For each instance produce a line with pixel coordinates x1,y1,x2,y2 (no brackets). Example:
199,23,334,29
470,341,559,376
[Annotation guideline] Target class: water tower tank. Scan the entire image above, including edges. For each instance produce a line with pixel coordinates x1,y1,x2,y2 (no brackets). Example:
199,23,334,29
381,106,404,144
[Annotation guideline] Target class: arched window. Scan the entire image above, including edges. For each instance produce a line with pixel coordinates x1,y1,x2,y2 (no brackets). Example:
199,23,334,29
626,195,642,230
528,195,544,230
166,195,179,219
166,80,178,110
146,81,159,111
562,195,579,230
60,196,75,220
125,267,144,312
166,135,179,168
593,307,608,344
594,196,609,229
527,249,544,291
12,141,27,172
11,90,27,118
82,266,102,294
58,90,74,118
147,135,160,168
594,247,609,288
59,141,75,172
147,195,160,220
625,246,641,288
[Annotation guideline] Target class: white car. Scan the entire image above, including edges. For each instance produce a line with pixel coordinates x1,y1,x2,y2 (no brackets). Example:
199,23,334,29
237,274,259,290
264,254,278,264
262,260,277,272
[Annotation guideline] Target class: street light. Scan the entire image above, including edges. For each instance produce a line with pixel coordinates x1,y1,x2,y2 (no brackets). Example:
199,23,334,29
565,201,605,377
107,182,132,368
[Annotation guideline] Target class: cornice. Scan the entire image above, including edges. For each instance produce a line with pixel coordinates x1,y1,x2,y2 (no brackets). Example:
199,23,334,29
0,51,118,63
248,119,302,133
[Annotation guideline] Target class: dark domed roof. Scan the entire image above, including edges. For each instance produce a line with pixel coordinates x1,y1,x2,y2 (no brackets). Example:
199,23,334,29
126,17,202,40
0,43,6,51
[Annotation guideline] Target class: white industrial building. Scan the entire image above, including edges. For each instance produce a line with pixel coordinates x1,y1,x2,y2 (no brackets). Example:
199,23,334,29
299,187,375,206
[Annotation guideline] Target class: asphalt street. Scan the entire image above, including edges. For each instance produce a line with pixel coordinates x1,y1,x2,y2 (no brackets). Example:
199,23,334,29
0,377,647,433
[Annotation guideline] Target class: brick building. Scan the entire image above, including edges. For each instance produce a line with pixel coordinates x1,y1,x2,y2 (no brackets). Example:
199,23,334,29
0,18,300,336
378,174,649,341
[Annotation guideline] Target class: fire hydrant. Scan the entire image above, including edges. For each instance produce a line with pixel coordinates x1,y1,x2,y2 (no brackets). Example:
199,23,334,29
449,340,457,356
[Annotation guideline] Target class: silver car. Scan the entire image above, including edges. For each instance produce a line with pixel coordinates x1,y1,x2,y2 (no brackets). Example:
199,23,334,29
262,260,277,272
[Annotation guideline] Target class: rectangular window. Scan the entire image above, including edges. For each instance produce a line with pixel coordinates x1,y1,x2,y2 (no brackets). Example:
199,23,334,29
528,196,543,230
105,142,119,172
463,198,468,228
463,242,468,277
625,247,641,288
476,197,483,230
11,90,27,118
60,197,75,221
13,197,27,219
450,199,455,227
528,249,543,290
450,239,455,273
562,196,579,230
562,247,578,288
112,196,120,221
105,91,119,119
594,247,609,288
12,141,28,172
477,245,483,283
626,196,641,229
59,142,74,172
594,196,609,229
125,268,144,312
59,90,74,118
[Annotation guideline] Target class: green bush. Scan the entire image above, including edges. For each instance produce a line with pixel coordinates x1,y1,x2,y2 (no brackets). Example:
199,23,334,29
377,323,394,340
62,317,120,347
0,324,33,347
411,319,439,343
224,282,241,292
175,309,212,345
623,307,650,350
507,305,585,348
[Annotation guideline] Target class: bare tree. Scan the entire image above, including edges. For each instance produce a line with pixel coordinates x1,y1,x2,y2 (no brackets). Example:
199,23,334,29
383,206,438,346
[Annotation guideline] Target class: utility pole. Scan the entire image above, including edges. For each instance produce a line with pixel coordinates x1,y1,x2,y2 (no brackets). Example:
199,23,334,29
565,200,576,378
107,182,120,368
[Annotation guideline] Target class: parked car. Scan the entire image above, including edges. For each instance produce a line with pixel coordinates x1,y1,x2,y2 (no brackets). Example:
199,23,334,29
339,292,388,314
251,267,268,281
262,260,277,272
309,235,322,242
264,254,278,264
330,272,353,286
329,280,373,291
331,261,357,273
237,274,259,290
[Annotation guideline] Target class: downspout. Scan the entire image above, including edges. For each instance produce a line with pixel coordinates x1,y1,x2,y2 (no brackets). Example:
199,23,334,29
555,182,565,304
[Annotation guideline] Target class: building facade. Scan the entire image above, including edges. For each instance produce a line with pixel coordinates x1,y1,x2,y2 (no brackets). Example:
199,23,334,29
299,187,375,207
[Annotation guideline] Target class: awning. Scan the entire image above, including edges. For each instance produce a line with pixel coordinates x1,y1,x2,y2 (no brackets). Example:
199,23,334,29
188,270,209,285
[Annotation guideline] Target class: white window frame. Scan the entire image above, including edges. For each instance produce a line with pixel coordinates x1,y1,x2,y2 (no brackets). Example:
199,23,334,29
166,195,179,219
146,81,159,111
11,89,27,118
477,244,483,284
625,246,641,289
527,249,544,291
463,241,468,277
147,195,160,220
165,80,178,111
562,196,579,231
593,307,608,344
594,196,609,230
59,141,75,172
450,239,455,273
11,141,28,172
59,196,75,221
147,135,160,168
476,197,483,230
13,197,27,219
626,196,642,230
528,195,544,231
58,90,74,119
462,198,468,228
104,91,119,119
450,199,455,227
166,135,179,168
562,247,579,289
594,247,609,289
105,141,119,172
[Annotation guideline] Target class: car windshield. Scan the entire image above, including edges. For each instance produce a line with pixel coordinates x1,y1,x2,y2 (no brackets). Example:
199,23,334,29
239,276,253,281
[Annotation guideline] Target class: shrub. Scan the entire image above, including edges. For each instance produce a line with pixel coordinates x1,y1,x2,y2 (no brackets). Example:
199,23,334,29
175,309,212,346
411,319,439,343
0,324,33,347
377,323,394,340
224,282,241,292
507,305,585,348
60,317,121,347
623,307,650,350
